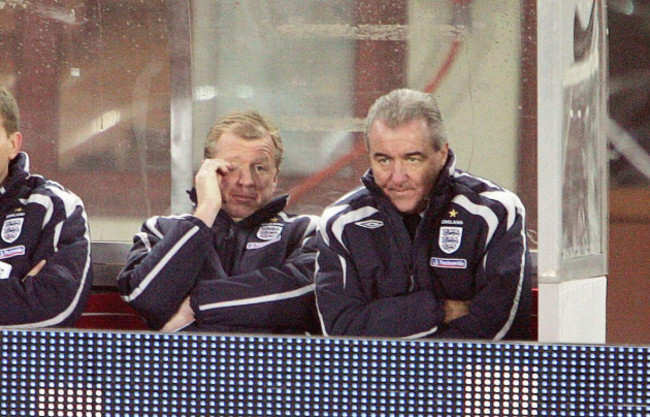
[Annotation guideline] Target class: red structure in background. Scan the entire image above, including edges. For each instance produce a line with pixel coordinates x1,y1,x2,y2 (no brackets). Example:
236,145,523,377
17,0,61,173
287,0,408,210
288,0,470,210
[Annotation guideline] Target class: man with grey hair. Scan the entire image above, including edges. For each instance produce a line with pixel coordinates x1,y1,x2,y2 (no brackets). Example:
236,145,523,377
315,88,531,340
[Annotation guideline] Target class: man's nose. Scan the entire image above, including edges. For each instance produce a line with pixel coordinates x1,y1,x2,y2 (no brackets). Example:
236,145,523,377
390,161,408,184
236,165,255,186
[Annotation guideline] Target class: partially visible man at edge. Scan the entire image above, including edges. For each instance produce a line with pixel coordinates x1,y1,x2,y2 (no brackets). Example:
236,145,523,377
315,88,531,340
0,86,93,327
118,110,320,334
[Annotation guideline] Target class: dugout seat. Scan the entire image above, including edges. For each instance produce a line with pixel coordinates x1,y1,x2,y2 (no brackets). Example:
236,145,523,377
76,242,147,330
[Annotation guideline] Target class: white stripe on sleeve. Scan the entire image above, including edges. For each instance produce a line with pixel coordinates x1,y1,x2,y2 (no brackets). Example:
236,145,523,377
198,283,315,311
123,225,200,302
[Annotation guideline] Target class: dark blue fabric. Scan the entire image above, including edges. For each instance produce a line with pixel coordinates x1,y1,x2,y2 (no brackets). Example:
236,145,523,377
118,194,320,334
315,150,531,340
0,152,93,327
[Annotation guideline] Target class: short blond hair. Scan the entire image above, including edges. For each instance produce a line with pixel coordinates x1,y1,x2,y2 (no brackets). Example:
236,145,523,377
204,110,283,168
0,87,20,135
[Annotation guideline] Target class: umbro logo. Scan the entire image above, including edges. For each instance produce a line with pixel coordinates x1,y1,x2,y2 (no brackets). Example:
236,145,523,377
355,220,384,229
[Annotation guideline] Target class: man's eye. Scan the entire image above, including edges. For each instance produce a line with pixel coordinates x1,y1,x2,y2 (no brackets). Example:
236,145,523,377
407,157,420,163
378,158,390,166
254,164,268,173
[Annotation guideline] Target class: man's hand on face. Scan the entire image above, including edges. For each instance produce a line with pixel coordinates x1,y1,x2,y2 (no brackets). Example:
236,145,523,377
193,158,234,227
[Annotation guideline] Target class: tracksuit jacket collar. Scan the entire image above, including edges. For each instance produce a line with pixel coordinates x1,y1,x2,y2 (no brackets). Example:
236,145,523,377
1,152,30,198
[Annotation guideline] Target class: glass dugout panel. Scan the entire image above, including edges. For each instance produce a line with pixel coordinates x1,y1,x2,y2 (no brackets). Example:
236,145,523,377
0,0,536,247
0,0,171,241
190,0,536,235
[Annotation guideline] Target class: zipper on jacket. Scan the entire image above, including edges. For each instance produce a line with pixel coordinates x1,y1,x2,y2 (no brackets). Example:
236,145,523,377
384,208,416,294
225,224,235,240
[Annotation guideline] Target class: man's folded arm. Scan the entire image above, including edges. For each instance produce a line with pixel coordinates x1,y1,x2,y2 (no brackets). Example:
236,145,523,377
315,236,446,338
117,215,218,329
0,202,92,328
190,233,320,333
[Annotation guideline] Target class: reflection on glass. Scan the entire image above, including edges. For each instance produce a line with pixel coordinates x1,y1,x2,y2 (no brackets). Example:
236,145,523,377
192,0,358,216
561,0,606,259
1,0,533,239
0,1,171,222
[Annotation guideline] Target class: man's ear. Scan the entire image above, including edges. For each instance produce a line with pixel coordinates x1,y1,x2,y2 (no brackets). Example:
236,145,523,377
8,132,22,160
440,142,449,164
272,167,280,192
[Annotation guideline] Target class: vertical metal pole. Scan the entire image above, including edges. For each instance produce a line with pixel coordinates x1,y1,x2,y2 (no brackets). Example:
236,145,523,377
537,0,608,343
168,0,194,214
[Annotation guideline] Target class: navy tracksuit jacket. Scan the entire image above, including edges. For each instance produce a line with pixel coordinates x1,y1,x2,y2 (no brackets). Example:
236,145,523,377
118,194,320,334
0,152,92,327
315,150,532,340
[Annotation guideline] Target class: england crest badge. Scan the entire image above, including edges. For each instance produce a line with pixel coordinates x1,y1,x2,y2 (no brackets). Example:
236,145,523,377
439,226,462,254
1,218,23,244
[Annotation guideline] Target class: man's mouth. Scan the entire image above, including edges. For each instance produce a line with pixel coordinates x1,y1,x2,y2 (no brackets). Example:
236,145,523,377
387,188,414,194
231,193,256,202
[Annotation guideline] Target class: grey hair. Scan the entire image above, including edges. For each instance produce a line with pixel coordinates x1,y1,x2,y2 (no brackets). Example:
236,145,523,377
364,88,448,151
